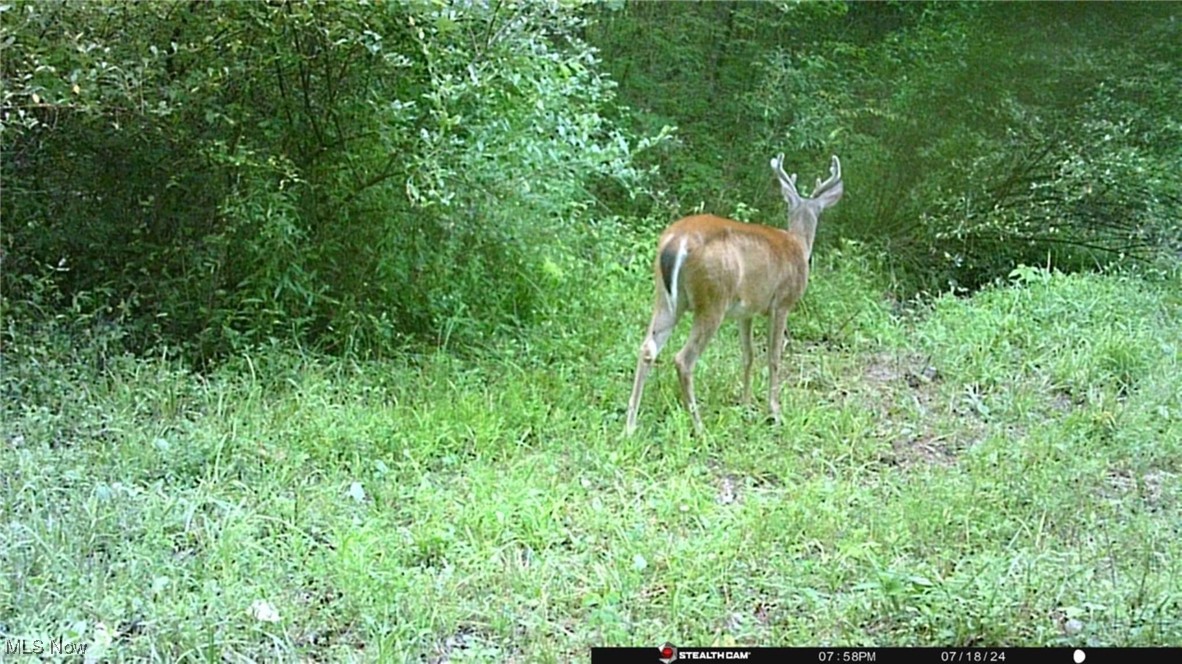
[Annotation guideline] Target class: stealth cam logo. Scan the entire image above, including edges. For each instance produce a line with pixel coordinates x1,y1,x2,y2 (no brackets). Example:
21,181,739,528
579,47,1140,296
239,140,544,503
658,642,678,663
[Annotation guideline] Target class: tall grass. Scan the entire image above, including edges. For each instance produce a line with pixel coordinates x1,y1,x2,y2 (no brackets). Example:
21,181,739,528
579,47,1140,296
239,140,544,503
2,253,1179,661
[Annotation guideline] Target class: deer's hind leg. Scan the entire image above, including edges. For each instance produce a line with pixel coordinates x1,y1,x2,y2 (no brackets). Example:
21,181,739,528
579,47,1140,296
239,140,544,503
674,309,725,434
625,289,682,436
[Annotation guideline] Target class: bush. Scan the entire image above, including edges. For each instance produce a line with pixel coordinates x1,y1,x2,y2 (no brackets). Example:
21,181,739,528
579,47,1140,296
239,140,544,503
1,0,665,364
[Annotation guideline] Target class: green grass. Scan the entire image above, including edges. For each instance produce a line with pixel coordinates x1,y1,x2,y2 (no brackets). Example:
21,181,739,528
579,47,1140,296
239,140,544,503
2,259,1180,661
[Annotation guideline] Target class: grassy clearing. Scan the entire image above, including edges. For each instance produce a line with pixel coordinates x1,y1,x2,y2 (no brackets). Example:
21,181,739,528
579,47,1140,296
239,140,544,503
2,258,1180,662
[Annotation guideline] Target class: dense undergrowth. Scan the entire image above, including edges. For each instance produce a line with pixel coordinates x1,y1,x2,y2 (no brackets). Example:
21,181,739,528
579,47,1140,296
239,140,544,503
4,1,1178,363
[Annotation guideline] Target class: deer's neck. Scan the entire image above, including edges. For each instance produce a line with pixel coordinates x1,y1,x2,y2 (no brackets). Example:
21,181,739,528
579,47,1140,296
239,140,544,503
787,212,818,261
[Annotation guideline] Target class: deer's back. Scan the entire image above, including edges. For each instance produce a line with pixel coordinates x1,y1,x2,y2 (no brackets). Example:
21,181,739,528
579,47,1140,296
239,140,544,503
658,215,809,318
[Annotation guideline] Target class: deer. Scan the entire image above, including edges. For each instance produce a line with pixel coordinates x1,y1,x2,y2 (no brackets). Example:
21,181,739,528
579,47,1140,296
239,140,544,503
623,152,844,436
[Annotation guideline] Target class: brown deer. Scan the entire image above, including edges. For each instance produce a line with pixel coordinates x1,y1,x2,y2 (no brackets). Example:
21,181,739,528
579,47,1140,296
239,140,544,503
624,152,844,435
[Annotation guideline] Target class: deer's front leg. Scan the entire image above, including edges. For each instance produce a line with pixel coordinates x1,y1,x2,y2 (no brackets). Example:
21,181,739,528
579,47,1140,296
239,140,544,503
766,308,790,425
739,318,754,406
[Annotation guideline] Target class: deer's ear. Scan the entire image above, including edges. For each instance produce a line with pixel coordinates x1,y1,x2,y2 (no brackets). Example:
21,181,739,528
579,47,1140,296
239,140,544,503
814,179,843,210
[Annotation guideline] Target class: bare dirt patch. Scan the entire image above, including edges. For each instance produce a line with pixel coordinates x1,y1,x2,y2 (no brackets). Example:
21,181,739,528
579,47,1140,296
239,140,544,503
1051,390,1077,412
891,432,957,467
854,351,992,468
862,350,939,391
707,467,785,505
291,585,367,660
425,625,522,664
1103,468,1177,511
716,474,739,505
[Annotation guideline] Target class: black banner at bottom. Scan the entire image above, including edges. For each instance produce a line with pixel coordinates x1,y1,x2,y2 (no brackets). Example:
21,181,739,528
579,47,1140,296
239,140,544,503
591,646,1175,664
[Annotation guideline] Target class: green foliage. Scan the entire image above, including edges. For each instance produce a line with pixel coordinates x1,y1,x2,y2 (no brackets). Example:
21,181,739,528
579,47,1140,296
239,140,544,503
590,1,1181,293
909,7,1182,287
586,0,851,212
4,1,1178,364
1,0,664,363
